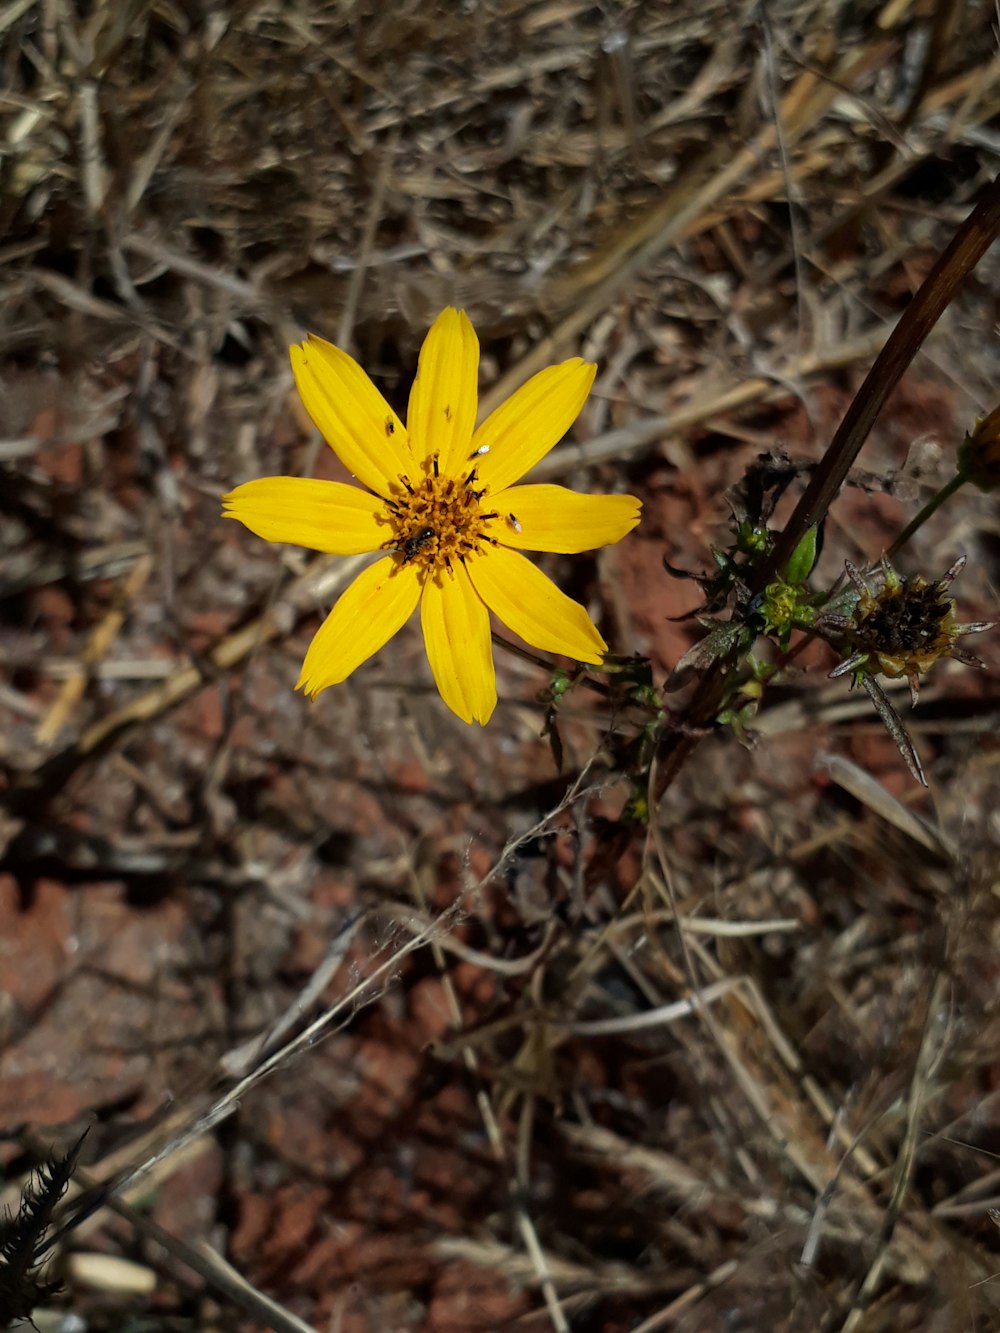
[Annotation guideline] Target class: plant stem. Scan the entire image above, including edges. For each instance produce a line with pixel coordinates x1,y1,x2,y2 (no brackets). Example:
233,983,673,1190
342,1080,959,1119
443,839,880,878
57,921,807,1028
755,170,1000,593
886,470,966,559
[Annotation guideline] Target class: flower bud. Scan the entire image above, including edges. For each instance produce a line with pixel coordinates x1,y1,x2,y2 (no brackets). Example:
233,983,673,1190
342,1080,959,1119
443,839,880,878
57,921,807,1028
958,405,1000,491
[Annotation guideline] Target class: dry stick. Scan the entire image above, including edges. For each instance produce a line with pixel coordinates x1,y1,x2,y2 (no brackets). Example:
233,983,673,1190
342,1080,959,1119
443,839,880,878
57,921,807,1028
651,170,1000,803
627,1261,740,1333
218,911,368,1080
382,904,558,975
35,553,154,745
430,1233,663,1296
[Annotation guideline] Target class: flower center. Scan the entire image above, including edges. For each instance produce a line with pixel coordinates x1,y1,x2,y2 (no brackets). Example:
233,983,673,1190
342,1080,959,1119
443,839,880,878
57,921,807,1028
383,463,497,572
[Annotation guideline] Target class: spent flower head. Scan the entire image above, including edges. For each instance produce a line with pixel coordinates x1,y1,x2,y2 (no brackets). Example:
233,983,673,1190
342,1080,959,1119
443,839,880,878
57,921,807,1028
223,309,641,723
819,556,992,705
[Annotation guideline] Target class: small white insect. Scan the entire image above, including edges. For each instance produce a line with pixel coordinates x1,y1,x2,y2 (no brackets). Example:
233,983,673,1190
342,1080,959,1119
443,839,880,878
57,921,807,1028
506,512,522,534
470,443,491,458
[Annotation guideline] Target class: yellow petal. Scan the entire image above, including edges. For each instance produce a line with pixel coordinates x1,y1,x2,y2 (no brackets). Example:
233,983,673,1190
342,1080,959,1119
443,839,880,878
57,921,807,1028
472,359,596,493
420,564,496,724
296,556,421,697
290,336,409,498
486,484,641,553
406,308,479,478
467,546,607,664
223,477,388,554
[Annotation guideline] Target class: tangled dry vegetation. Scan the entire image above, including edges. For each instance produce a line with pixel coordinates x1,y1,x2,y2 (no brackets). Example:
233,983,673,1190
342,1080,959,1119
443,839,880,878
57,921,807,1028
2,1,1000,1330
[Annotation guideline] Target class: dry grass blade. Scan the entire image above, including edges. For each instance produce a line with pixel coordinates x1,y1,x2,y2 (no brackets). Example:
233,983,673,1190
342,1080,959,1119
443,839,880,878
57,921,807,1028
817,753,955,857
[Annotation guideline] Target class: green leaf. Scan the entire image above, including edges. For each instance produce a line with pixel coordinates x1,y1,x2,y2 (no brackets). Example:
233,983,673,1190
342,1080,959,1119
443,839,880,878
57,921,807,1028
785,525,818,585
666,620,748,691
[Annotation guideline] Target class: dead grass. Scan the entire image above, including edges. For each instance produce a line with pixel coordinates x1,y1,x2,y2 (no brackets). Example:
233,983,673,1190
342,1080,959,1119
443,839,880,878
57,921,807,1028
2,1,1000,1330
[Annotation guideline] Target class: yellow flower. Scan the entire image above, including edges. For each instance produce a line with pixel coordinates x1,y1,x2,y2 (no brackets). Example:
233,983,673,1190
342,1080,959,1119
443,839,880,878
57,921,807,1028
223,308,641,724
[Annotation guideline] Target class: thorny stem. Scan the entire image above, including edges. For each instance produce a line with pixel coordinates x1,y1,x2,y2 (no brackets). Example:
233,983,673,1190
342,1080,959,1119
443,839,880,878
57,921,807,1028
885,470,966,559
651,169,1000,805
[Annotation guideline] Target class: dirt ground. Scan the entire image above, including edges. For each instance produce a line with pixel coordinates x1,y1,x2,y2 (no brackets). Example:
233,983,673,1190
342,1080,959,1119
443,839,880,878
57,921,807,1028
2,1,1000,1330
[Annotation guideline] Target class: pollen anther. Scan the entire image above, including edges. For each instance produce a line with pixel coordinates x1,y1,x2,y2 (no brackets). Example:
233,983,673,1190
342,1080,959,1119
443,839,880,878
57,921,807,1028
382,466,496,571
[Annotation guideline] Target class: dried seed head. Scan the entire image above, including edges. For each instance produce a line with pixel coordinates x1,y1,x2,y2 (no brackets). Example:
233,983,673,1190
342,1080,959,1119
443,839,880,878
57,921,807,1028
820,557,992,701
